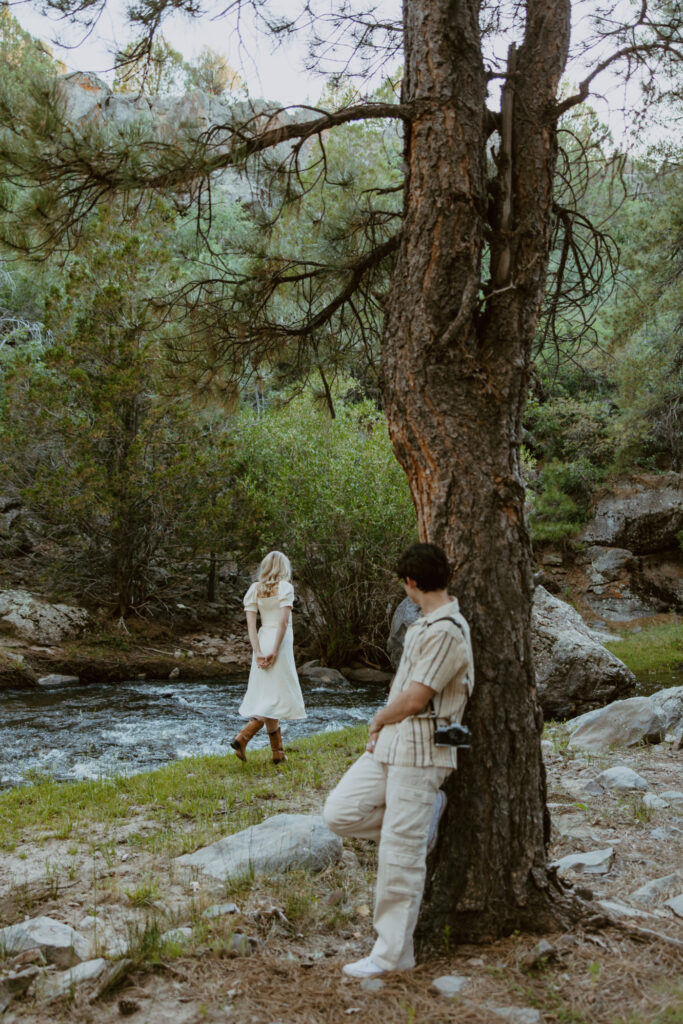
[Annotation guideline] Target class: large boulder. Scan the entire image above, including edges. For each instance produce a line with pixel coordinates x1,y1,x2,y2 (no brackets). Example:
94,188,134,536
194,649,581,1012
387,597,420,670
650,686,683,732
0,590,89,643
532,587,636,718
567,696,666,752
580,473,683,554
175,813,342,880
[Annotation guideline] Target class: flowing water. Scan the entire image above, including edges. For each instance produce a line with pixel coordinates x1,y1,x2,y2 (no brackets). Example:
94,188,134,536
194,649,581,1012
0,677,383,789
2,665,680,790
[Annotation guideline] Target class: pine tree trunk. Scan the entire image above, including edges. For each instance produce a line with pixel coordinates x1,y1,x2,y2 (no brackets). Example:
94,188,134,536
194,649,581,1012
381,0,576,943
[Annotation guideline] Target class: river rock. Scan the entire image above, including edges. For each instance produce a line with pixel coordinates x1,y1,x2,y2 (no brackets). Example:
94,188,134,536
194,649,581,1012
175,813,342,880
0,917,90,968
567,697,665,752
630,873,682,906
387,598,421,670
37,674,80,688
431,974,471,997
531,587,636,718
492,1009,542,1024
344,667,393,685
664,894,683,918
649,686,683,731
299,665,348,685
0,590,89,643
596,766,648,791
41,957,107,1001
0,649,38,689
550,847,614,876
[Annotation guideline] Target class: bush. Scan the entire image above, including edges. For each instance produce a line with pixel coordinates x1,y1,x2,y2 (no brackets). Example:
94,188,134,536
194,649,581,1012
228,390,417,664
528,460,585,543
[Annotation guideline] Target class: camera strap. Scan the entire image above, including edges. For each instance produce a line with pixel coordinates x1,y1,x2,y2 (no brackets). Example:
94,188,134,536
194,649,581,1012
425,615,472,722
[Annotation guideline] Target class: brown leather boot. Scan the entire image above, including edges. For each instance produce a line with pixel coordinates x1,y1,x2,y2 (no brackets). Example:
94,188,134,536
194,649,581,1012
230,719,264,762
268,727,287,764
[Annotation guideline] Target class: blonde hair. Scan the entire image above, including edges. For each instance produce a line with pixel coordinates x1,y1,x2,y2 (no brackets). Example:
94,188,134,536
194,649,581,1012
256,550,292,598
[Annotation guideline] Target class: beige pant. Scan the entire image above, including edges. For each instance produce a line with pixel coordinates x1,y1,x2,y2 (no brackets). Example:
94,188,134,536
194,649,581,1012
322,751,452,970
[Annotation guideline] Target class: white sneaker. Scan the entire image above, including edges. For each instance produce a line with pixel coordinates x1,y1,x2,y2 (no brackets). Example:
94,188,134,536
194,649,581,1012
342,956,388,978
427,789,447,854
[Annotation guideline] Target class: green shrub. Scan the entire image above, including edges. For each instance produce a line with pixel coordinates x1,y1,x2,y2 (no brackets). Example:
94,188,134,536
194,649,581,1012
228,390,417,663
528,460,584,543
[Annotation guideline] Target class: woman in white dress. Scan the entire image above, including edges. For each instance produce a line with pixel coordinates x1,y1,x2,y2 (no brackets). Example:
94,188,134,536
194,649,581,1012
231,551,306,764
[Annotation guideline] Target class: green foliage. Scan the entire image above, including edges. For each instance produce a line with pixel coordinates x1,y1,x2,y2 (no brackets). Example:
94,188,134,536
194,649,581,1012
228,389,416,662
528,460,584,543
0,203,219,614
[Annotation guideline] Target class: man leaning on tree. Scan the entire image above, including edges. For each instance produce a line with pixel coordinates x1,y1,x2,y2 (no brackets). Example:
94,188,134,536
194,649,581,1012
323,542,475,978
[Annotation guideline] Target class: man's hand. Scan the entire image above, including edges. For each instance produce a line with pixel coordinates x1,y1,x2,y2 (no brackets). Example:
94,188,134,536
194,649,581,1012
366,714,383,753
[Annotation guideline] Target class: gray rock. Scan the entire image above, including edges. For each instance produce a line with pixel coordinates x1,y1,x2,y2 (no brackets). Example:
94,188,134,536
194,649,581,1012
532,587,636,719
631,873,682,906
643,793,669,809
227,933,258,956
0,916,90,968
175,813,342,880
344,667,393,684
567,697,665,752
659,790,683,803
492,1008,543,1024
550,847,614,876
360,977,385,992
650,827,673,840
160,927,193,944
299,666,348,685
597,766,648,792
589,547,634,580
664,894,683,918
597,899,654,920
0,590,89,644
387,598,421,670
431,974,471,997
41,957,107,1000
583,589,666,622
202,902,238,919
37,674,80,688
0,966,40,1012
0,650,38,690
580,475,683,553
650,686,683,731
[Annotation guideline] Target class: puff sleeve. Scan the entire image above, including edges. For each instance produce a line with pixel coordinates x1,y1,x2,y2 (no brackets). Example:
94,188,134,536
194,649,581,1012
278,580,295,608
243,582,258,612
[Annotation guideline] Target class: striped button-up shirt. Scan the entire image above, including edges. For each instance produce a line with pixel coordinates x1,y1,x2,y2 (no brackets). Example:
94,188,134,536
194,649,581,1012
373,598,474,769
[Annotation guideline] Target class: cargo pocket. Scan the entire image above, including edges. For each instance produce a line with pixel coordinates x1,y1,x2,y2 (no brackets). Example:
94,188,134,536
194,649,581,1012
383,848,424,896
388,783,435,839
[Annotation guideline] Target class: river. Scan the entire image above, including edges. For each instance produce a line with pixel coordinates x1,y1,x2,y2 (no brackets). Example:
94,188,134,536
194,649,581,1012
2,667,680,790
0,677,383,789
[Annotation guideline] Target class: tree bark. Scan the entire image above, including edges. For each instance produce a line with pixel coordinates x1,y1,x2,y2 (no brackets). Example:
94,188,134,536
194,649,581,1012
381,0,576,944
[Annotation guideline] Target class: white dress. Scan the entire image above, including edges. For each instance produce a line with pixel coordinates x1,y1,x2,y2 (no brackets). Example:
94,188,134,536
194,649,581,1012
239,580,307,720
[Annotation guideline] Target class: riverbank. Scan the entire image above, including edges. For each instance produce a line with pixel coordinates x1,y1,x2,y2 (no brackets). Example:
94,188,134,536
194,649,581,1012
1,725,681,1023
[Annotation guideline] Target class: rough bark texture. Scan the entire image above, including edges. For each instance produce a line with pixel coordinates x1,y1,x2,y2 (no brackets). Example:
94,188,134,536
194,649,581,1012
381,0,576,944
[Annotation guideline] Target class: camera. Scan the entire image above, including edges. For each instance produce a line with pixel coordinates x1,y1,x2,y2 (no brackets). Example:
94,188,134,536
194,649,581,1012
434,722,471,748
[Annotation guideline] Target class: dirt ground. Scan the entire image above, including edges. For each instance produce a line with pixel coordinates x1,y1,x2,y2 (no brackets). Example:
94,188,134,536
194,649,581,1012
1,740,681,1023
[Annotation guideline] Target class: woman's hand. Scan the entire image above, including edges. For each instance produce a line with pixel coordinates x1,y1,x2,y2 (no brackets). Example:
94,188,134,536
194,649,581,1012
258,652,277,669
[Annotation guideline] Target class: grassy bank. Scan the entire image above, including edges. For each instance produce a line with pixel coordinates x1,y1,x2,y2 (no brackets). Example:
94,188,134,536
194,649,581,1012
604,616,683,688
0,726,368,854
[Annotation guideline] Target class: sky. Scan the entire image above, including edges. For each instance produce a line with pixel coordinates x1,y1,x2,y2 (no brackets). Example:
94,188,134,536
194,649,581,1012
11,0,352,104
8,0,670,145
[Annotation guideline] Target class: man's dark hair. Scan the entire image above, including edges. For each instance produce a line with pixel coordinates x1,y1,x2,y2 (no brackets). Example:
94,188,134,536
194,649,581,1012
396,543,451,592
